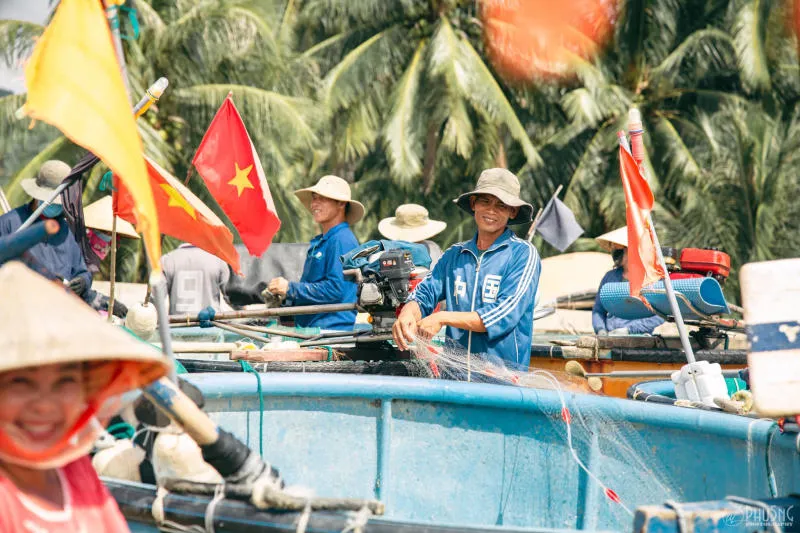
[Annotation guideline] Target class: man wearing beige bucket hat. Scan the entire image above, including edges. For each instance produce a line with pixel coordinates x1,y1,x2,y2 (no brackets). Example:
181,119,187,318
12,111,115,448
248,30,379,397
0,261,171,531
393,168,541,369
378,204,446,268
0,160,93,299
592,226,664,335
266,175,362,330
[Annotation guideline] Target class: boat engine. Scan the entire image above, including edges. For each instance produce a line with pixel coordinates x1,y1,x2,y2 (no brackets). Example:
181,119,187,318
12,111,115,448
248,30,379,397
356,249,425,330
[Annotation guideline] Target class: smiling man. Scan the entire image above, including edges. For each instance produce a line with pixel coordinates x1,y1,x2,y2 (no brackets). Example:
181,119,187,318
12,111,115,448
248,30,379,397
392,168,541,370
266,175,363,330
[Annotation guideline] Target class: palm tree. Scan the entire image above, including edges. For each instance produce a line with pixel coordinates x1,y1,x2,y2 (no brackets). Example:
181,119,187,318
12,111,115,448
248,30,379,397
0,0,323,281
295,0,546,226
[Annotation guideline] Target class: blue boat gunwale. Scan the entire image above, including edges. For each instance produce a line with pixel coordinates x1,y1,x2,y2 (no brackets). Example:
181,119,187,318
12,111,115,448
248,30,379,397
184,372,785,444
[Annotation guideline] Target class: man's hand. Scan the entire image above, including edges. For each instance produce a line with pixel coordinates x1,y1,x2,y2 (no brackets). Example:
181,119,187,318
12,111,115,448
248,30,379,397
266,277,289,297
416,313,444,340
68,276,88,296
392,302,421,351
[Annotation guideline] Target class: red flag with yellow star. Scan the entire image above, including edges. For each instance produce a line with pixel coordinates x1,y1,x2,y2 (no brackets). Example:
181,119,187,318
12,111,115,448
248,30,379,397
191,95,281,257
113,156,242,274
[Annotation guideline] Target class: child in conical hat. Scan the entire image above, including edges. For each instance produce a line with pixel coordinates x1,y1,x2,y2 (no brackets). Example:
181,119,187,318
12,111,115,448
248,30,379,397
0,262,172,532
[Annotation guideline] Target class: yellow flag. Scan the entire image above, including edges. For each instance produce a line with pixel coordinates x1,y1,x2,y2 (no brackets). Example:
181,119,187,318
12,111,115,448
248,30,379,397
23,0,161,272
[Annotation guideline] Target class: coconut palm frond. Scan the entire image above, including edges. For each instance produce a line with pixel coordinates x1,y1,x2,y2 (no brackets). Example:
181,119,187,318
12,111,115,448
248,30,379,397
0,20,43,69
732,0,774,92
382,41,427,182
651,28,736,84
0,93,28,144
615,0,682,69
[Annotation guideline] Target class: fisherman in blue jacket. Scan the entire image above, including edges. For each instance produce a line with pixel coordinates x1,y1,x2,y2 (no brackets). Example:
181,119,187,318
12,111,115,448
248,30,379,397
266,175,363,330
591,227,664,335
0,160,92,297
393,168,541,370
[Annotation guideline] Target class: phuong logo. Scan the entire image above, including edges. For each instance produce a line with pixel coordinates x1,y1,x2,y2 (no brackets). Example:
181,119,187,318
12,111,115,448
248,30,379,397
722,504,795,528
482,275,502,303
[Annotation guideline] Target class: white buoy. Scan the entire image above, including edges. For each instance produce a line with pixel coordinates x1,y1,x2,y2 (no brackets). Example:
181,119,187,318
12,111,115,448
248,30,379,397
125,302,158,341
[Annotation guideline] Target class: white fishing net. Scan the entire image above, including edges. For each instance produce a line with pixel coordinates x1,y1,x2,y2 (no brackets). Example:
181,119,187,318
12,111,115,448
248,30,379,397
410,335,683,527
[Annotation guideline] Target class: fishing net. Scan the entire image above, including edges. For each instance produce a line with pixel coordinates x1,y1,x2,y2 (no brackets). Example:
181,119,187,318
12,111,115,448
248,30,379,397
410,334,683,528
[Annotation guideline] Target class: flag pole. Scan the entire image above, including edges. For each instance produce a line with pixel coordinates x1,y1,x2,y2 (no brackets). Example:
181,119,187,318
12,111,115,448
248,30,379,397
14,79,168,234
527,184,564,242
107,215,118,322
623,110,696,364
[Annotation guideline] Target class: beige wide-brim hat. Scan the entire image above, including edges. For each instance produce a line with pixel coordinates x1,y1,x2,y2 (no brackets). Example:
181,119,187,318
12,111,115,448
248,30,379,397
378,204,446,242
0,261,170,390
83,196,139,239
294,175,365,225
20,160,72,204
596,226,628,251
454,168,533,225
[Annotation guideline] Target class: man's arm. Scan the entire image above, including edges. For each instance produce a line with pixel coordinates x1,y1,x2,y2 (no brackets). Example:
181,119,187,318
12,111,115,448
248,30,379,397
416,310,486,339
623,314,665,334
286,237,351,305
392,251,451,349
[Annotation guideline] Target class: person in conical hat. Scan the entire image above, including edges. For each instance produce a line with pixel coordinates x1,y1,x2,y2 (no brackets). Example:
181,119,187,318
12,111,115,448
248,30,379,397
266,175,362,330
0,262,171,531
393,168,541,370
0,160,93,299
592,226,664,336
82,195,140,319
378,204,446,268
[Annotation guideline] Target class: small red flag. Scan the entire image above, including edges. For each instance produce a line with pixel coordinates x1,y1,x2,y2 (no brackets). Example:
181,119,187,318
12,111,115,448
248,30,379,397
113,157,242,274
192,95,281,257
618,144,664,298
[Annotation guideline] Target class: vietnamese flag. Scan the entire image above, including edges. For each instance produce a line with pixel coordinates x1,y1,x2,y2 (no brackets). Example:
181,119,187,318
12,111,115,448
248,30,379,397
618,142,665,299
192,95,281,257
113,157,242,274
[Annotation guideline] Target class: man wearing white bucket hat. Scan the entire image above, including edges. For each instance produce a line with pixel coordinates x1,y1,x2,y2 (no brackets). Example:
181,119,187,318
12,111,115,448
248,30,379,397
0,160,93,298
378,204,446,268
0,262,171,531
592,227,664,335
393,168,541,369
266,175,362,330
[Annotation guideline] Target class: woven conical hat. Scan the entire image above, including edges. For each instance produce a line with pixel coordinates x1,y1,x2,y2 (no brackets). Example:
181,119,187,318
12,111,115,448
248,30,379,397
0,262,170,386
83,195,139,239
595,227,627,251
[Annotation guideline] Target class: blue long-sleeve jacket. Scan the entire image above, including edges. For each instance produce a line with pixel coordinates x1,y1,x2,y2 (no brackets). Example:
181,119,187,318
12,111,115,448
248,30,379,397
287,222,359,330
408,229,540,370
0,204,92,291
591,267,665,334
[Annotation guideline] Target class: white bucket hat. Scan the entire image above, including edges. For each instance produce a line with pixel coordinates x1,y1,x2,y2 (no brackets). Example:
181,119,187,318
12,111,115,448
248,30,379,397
595,227,628,251
378,204,446,242
294,175,365,225
20,160,71,204
454,168,533,225
83,195,139,239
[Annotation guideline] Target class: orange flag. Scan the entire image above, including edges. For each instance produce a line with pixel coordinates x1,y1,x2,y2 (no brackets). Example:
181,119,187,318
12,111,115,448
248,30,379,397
113,157,241,274
23,0,161,272
618,143,665,298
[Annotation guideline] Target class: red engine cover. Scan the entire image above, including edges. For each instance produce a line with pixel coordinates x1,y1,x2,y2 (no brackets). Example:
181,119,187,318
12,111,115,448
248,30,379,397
679,248,731,278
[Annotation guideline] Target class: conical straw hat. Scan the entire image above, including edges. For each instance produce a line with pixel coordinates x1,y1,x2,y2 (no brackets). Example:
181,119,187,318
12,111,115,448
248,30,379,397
0,261,170,385
595,227,628,251
83,195,139,239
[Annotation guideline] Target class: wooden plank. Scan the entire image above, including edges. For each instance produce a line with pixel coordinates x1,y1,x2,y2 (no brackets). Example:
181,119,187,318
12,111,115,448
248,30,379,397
230,348,331,362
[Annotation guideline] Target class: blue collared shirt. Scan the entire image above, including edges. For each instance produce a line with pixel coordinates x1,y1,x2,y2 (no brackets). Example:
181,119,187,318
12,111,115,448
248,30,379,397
409,229,541,369
0,204,92,291
287,222,359,330
591,267,665,334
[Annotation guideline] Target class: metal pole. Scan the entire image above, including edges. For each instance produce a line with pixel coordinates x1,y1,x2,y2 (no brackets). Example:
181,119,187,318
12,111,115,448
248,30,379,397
624,110,696,364
15,79,169,233
169,302,359,324
107,216,118,322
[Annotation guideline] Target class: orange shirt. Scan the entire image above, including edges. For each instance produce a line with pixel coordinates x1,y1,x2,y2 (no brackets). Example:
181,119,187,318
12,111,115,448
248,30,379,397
0,457,129,533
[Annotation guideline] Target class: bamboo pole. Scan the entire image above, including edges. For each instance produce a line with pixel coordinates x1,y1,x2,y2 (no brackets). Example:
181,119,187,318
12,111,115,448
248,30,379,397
107,216,118,322
169,302,358,324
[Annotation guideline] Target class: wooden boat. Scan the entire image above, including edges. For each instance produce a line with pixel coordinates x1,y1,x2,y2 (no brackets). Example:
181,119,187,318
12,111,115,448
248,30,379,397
109,372,800,532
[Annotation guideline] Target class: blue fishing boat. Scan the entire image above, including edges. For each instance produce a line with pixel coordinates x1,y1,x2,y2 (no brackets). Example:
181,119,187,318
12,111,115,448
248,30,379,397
108,372,800,532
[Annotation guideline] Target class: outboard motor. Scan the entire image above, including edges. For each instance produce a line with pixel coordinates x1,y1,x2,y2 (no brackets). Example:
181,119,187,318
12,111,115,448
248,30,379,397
358,249,416,329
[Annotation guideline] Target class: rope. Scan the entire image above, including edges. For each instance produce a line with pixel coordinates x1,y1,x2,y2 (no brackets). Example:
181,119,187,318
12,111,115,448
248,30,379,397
341,505,372,533
663,500,689,533
239,360,264,457
204,484,226,533
766,423,779,498
295,500,312,533
198,307,216,328
106,422,135,440
119,5,140,40
324,346,333,361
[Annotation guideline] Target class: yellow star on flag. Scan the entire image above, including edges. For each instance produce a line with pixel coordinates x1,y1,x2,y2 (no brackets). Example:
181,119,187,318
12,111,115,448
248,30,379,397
160,183,197,220
228,162,255,197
